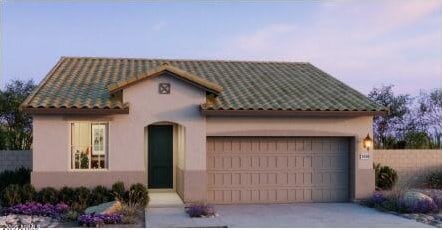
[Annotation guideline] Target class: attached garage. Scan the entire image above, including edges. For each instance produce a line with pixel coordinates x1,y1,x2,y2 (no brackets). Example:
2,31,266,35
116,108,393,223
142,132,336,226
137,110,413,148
207,136,351,204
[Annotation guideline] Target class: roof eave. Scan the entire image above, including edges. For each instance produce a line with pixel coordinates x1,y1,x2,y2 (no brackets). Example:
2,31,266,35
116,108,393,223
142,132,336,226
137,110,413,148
22,107,129,115
201,108,387,117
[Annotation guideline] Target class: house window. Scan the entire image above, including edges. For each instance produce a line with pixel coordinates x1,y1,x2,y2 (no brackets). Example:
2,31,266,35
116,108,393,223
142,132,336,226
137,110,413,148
71,122,108,170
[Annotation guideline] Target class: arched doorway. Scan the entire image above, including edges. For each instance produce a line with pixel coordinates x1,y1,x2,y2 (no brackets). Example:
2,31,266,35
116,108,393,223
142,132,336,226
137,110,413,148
145,121,185,194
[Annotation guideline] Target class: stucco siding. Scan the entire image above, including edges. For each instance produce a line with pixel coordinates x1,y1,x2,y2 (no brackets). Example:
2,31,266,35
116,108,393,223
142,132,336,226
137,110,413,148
32,74,207,196
33,116,70,172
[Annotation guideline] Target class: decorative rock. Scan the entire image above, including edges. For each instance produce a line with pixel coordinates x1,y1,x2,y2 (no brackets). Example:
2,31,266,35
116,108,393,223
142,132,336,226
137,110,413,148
85,201,121,215
402,191,434,207
34,216,53,228
18,215,32,225
0,216,7,226
426,216,435,221
47,221,59,228
0,214,60,228
5,215,18,224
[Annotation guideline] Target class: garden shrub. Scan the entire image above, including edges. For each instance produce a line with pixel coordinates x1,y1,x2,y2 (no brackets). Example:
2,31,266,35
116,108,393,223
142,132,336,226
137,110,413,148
72,187,91,212
363,191,439,214
114,183,149,208
37,187,59,204
117,204,138,224
21,184,36,203
128,183,149,208
185,203,215,217
362,191,386,208
59,186,76,205
1,184,23,206
374,163,398,190
427,171,442,189
0,182,147,212
89,185,113,206
112,181,126,199
0,167,31,192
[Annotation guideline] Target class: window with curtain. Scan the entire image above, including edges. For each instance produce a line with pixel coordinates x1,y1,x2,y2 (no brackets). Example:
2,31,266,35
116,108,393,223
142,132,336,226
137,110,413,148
71,122,108,170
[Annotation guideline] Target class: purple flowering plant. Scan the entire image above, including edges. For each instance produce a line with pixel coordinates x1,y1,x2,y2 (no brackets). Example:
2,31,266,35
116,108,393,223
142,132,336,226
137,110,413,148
428,192,442,210
185,204,215,218
5,202,69,219
77,213,122,227
402,197,439,214
371,192,387,204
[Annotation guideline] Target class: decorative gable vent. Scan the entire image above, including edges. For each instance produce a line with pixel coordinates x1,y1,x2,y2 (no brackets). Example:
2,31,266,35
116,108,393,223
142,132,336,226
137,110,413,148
159,83,171,94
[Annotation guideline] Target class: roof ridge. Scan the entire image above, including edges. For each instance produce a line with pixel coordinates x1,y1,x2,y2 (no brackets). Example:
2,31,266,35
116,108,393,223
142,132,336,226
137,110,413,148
60,56,310,65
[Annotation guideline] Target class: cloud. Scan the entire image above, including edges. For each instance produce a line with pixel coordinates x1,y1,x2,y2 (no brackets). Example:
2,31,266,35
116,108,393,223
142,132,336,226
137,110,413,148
219,0,441,94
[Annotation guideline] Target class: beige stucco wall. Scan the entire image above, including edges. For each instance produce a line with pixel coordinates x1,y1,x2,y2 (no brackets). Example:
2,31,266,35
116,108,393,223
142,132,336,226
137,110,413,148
32,73,375,202
206,116,375,200
32,74,207,201
374,149,442,186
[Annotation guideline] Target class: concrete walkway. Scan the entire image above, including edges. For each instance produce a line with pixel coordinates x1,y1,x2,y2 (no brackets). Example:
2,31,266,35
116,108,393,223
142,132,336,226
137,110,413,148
145,203,432,228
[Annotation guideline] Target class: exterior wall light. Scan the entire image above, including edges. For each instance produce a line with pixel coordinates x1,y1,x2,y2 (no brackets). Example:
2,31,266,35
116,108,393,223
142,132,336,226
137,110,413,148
363,133,373,151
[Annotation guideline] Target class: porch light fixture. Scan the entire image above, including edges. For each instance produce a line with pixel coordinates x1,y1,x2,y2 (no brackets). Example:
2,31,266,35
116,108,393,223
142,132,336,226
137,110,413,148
363,133,373,151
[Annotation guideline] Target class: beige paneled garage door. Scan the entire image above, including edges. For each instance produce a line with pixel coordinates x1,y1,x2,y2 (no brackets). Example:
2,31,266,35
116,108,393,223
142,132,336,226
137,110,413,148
207,137,350,204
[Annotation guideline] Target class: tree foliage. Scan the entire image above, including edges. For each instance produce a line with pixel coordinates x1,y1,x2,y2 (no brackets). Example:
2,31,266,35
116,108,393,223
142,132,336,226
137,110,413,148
0,79,36,150
368,85,411,148
369,85,441,149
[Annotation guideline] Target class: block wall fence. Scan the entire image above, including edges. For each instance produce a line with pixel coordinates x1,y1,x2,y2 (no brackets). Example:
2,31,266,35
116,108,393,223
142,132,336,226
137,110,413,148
0,150,32,171
373,149,442,186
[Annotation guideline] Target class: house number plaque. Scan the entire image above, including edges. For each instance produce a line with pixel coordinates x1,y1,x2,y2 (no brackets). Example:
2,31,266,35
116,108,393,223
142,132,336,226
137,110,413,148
359,153,370,160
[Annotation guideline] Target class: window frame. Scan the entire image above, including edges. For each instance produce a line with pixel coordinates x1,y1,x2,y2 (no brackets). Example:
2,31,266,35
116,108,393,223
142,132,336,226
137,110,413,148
69,121,109,171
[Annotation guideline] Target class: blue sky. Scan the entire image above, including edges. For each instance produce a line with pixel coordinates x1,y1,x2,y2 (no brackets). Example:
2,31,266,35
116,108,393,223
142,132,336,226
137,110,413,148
1,1,441,95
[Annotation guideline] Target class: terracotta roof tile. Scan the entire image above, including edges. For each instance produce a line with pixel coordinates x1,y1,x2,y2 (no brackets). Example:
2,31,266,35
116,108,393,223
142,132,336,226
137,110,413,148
22,57,386,113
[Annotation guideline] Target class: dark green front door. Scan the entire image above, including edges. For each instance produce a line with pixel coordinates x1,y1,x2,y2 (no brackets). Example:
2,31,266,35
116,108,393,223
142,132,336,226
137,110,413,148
148,125,173,189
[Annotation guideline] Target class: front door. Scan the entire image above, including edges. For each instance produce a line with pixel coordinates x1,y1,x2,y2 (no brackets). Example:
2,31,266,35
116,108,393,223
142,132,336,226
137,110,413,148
148,125,173,189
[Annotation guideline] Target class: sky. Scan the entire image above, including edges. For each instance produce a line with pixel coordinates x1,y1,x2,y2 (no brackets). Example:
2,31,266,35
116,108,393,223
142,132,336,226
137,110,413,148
1,0,441,95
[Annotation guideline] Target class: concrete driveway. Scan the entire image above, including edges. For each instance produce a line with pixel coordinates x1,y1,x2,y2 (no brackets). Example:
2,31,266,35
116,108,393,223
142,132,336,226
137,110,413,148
145,203,431,228
214,203,430,228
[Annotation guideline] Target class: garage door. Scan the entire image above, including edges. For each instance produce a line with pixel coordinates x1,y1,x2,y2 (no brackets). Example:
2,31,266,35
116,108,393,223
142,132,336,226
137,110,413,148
207,137,350,204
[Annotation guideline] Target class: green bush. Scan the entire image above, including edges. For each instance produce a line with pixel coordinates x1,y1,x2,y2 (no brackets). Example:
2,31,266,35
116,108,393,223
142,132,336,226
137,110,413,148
0,167,31,192
1,184,23,206
37,187,59,204
72,187,91,212
0,182,146,211
427,171,442,189
404,131,430,149
112,181,126,199
128,183,149,208
21,184,36,203
89,185,113,206
374,163,398,190
59,186,76,205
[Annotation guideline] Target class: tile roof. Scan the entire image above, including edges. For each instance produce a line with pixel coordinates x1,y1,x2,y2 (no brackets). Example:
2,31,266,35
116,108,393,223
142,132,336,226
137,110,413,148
22,57,386,114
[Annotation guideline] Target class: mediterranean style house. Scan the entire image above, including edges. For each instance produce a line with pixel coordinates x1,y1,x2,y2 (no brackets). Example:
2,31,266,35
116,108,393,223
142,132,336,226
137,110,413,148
22,57,386,204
